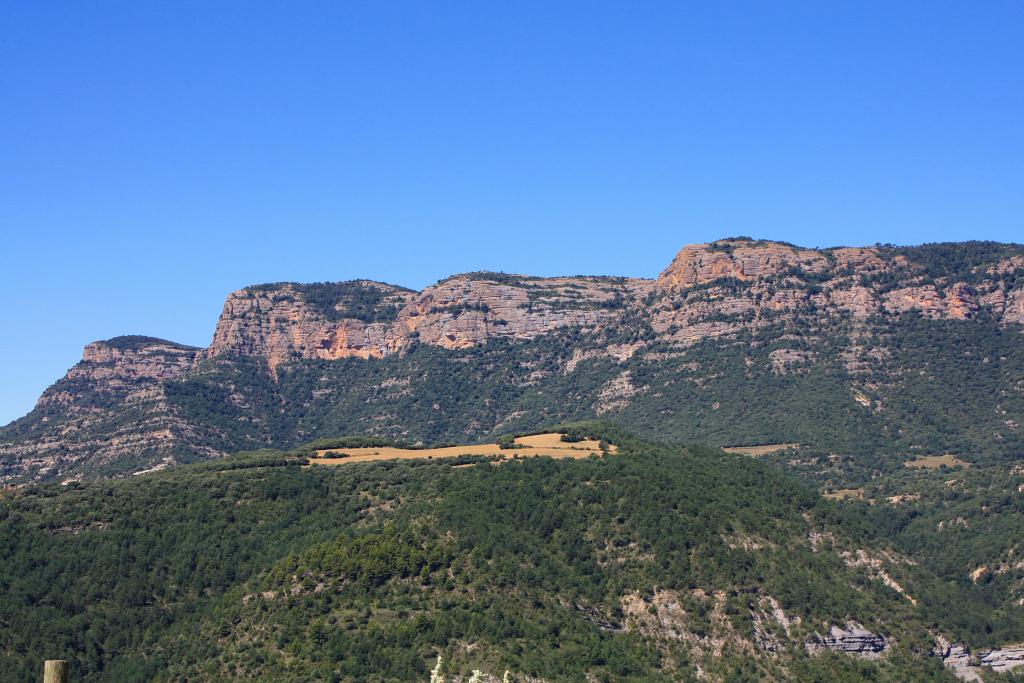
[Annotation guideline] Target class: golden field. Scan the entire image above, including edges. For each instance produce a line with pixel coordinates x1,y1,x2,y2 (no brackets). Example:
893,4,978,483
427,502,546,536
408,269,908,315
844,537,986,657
309,433,616,466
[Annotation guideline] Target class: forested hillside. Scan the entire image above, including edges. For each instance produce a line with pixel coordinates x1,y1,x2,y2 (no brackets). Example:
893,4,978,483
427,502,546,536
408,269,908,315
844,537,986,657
1,426,1005,681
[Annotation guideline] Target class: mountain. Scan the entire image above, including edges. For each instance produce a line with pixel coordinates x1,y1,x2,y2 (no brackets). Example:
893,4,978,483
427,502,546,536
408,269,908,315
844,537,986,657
0,426,1003,681
3,238,1024,483
5,240,1024,681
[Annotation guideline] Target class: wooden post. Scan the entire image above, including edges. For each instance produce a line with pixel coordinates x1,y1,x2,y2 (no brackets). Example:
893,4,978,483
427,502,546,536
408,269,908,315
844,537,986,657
43,660,69,683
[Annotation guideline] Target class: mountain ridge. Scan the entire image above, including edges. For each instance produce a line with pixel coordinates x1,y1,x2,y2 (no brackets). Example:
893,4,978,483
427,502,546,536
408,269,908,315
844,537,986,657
3,237,1023,482
48,237,1024,368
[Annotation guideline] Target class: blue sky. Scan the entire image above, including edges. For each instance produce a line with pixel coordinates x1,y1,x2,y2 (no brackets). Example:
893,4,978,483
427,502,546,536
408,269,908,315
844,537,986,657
1,2,1022,425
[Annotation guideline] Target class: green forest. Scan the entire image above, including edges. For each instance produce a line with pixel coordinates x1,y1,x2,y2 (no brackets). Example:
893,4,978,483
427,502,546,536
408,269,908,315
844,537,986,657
1,425,1020,681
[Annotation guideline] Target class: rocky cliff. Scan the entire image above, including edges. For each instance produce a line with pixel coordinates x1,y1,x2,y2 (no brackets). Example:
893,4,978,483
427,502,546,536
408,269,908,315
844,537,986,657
806,623,888,658
205,276,638,371
979,644,1024,673
205,240,1024,371
649,239,1023,345
0,337,209,481
3,238,1024,481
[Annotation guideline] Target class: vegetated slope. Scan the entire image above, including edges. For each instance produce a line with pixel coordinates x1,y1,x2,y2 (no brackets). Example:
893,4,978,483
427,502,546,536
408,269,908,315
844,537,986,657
0,426,1012,682
2,238,1024,482
788,458,1024,644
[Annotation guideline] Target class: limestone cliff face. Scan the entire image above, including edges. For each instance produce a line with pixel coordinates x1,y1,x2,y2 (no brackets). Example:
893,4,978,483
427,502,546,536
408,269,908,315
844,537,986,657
1006,288,1024,326
1,337,205,482
3,237,1024,482
205,282,412,368
78,338,195,380
657,241,830,288
647,239,1023,346
806,623,888,658
205,275,641,370
202,240,1024,370
398,275,637,347
39,337,198,409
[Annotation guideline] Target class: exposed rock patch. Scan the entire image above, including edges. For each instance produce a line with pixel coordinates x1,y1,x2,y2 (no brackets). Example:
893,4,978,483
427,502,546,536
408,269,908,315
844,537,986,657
751,594,800,653
841,548,917,604
934,636,983,682
657,240,829,289
595,371,646,414
806,622,888,658
980,644,1024,673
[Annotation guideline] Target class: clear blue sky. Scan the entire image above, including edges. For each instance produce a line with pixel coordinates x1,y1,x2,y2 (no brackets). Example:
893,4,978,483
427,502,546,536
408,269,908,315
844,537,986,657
2,2,1022,426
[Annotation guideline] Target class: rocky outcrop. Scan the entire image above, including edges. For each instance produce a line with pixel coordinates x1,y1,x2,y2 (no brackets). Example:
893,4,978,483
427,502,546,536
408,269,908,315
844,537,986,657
828,285,881,319
1006,288,1024,326
657,240,830,288
655,239,1024,326
751,594,800,653
0,337,207,481
619,588,749,668
40,336,199,412
205,281,413,368
70,336,196,382
882,283,980,320
934,637,983,682
807,623,888,658
595,371,646,414
935,638,1024,678
979,644,1024,673
991,256,1024,276
206,276,639,371
397,275,635,349
945,283,980,319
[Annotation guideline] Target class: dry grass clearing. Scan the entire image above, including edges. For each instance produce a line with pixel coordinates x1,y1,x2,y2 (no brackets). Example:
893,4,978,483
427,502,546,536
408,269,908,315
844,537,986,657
309,433,616,466
904,454,971,470
824,488,865,500
723,443,800,457
514,433,611,451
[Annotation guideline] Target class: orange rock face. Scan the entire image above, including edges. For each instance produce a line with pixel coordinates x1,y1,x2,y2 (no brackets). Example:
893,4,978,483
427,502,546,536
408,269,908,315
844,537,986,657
1006,288,1024,326
204,282,413,370
200,239,1024,369
883,286,947,318
205,275,640,370
657,240,830,289
945,283,979,320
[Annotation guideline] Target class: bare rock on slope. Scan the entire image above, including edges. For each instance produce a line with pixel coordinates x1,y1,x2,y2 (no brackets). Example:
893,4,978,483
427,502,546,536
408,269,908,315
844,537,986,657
807,622,888,658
